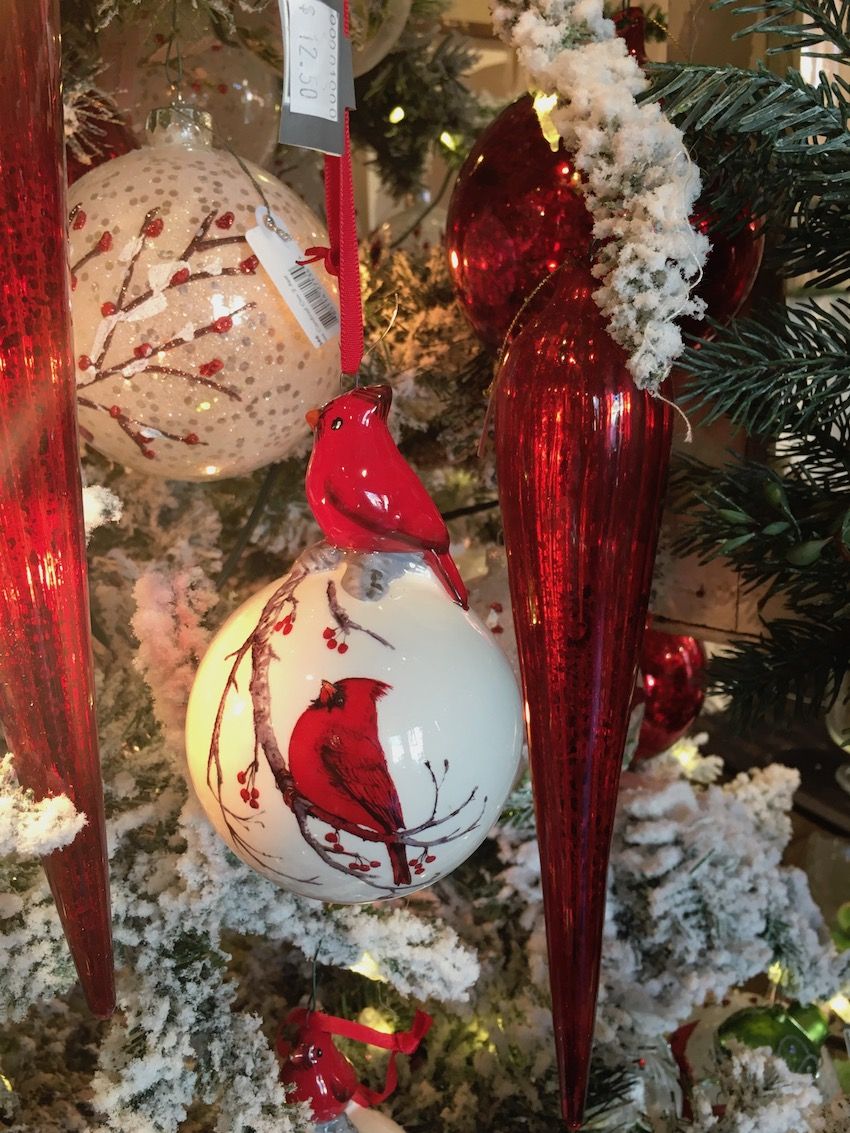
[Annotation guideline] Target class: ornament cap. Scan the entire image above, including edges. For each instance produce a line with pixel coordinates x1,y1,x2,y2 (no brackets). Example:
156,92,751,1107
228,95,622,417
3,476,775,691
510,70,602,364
146,102,213,149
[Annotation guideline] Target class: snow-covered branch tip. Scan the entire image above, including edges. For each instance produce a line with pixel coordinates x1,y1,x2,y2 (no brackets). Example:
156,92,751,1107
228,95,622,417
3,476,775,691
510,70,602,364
492,0,709,391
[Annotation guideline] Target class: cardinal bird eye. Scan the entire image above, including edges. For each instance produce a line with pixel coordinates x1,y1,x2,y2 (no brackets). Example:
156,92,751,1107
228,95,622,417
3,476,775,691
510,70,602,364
331,417,343,431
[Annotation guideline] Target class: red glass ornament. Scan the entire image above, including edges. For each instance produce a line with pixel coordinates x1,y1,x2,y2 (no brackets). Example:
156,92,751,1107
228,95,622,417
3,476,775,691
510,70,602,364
635,625,706,759
0,0,115,1017
305,384,468,607
612,6,648,63
277,1014,359,1122
65,95,139,184
493,260,673,1128
445,95,593,352
680,209,764,341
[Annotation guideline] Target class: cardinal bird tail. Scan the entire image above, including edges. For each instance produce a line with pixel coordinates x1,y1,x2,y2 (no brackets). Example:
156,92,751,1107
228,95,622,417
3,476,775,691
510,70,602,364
425,550,469,610
388,840,412,887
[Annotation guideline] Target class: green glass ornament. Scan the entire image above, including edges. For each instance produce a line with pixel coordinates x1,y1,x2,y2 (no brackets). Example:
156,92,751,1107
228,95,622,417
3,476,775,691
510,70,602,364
716,1003,827,1076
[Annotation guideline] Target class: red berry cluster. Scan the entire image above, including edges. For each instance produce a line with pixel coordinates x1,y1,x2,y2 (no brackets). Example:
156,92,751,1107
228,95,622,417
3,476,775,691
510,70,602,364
489,601,505,635
408,852,436,877
236,767,260,809
170,267,190,286
199,358,224,377
322,626,349,654
274,611,295,636
215,211,235,230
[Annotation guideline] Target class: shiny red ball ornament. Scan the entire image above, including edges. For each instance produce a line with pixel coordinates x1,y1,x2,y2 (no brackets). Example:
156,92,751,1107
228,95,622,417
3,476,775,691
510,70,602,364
493,258,673,1129
636,625,706,759
447,96,764,354
680,209,764,341
445,95,593,353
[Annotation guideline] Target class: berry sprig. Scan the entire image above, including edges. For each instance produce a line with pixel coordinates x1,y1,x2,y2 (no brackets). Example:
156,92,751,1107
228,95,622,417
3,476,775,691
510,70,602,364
69,203,259,459
236,762,261,810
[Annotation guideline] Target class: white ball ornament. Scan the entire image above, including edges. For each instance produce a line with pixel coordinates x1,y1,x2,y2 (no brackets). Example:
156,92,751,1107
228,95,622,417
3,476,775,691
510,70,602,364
186,544,523,902
68,107,339,480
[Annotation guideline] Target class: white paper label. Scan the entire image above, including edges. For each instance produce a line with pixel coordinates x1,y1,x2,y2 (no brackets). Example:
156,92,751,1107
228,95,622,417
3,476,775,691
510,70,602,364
286,0,340,122
245,207,340,348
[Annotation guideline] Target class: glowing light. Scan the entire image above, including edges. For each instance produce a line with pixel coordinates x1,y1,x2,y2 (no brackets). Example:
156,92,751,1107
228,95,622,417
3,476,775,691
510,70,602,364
197,400,211,412
0,1073,11,1093
388,105,405,124
532,91,561,151
829,994,850,1022
767,962,786,986
449,249,459,270
439,131,459,152
204,464,219,476
358,1006,395,1032
348,951,386,982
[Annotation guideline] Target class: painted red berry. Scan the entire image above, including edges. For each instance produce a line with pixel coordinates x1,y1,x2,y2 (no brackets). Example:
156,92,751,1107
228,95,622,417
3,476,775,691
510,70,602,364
250,788,259,799
491,602,503,613
212,315,233,334
249,799,259,809
337,643,349,655
370,860,381,869
492,625,504,635
236,771,246,784
331,844,344,853
274,621,286,632
101,301,117,317
190,81,202,94
324,833,338,843
282,623,293,635
134,342,153,359
142,448,156,460
78,354,93,371
71,275,77,290
72,209,87,230
97,231,113,252
170,267,190,286
108,405,122,419
348,862,358,870
217,83,228,94
240,788,250,802
239,255,259,274
425,854,436,863
215,211,235,230
322,628,334,639
144,217,164,238
199,358,223,377
326,639,337,650
183,433,200,446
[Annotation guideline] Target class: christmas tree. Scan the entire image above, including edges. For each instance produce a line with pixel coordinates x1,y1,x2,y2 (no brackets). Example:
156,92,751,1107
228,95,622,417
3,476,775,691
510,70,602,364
0,0,849,1130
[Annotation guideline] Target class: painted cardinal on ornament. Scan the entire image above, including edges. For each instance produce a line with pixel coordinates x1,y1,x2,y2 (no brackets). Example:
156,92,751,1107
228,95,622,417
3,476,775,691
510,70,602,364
277,1013,359,1123
287,677,412,886
305,383,469,608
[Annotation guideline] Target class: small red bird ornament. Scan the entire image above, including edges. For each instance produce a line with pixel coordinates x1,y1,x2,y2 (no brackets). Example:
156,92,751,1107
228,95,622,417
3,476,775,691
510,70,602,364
305,383,468,608
287,677,412,886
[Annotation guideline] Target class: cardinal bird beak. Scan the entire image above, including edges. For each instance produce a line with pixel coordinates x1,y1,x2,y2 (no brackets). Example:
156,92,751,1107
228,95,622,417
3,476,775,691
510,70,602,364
305,407,321,430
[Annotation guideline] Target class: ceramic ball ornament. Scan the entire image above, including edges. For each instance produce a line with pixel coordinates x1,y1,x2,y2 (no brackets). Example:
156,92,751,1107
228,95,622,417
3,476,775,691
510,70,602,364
187,383,522,901
68,105,339,480
185,544,523,901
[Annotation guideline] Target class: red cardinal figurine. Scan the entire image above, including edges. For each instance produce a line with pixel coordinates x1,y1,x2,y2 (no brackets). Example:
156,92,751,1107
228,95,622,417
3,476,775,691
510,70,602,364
288,677,412,886
277,1012,359,1123
305,384,469,608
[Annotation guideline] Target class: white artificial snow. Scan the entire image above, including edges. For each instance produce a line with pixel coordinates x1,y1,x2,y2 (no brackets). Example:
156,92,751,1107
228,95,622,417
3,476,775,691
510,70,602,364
83,484,123,542
0,754,86,859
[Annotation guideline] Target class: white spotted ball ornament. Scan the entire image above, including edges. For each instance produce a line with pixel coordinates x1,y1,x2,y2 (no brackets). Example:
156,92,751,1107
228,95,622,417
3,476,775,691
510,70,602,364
186,544,523,903
68,106,339,480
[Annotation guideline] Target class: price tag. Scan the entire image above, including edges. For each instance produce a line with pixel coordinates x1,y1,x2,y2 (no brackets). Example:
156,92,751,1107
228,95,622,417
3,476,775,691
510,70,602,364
245,206,340,348
278,0,355,155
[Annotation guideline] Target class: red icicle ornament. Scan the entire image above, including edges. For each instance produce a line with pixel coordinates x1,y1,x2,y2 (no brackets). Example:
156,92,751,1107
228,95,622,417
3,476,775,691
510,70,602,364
0,0,115,1017
493,259,673,1127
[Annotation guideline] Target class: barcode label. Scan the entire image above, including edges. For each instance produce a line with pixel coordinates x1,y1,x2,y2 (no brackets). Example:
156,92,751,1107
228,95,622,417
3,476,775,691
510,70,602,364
245,206,340,348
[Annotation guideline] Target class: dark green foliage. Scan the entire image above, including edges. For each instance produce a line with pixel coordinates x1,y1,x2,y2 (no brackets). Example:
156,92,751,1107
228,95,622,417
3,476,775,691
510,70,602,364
645,0,850,727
